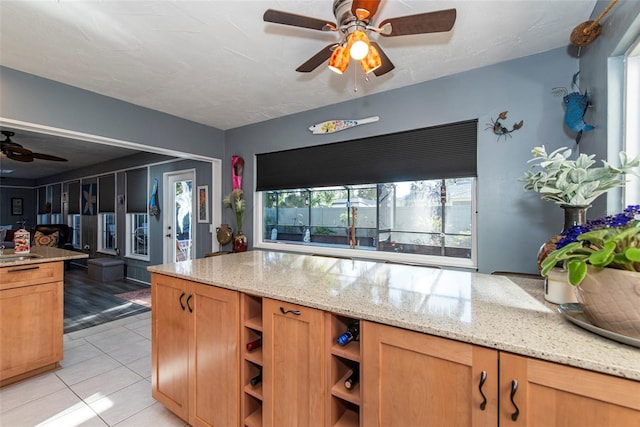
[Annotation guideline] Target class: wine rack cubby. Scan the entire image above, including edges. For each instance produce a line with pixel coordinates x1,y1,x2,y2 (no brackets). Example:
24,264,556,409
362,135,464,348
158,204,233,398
242,294,263,427
327,313,361,427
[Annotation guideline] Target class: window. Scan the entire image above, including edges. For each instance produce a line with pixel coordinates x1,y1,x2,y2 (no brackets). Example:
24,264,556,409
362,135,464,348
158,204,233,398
125,168,149,259
624,36,639,206
98,213,116,253
126,213,149,259
259,178,476,266
67,214,81,249
256,119,478,268
51,213,62,224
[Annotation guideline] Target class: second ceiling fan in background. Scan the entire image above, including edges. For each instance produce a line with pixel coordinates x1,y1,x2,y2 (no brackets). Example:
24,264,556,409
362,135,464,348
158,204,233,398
263,0,456,77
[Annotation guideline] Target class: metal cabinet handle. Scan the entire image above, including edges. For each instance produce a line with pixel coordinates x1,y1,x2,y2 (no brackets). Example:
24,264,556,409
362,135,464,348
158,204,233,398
8,266,40,273
280,307,301,315
186,294,193,313
179,291,186,311
478,371,488,410
510,379,520,421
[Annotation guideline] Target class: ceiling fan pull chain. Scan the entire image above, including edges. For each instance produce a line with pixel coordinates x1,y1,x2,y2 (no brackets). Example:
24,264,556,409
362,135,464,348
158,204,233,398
353,64,358,92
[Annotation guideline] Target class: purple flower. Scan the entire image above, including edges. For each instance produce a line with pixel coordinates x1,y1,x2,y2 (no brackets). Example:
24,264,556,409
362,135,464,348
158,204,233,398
555,205,640,249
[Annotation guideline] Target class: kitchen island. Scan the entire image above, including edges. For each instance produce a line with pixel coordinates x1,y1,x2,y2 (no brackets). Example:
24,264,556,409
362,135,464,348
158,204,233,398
0,246,88,386
148,250,639,426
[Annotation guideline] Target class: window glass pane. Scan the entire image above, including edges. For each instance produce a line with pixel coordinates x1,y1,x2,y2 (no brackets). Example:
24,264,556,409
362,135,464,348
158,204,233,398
68,214,81,248
261,178,474,261
129,213,148,257
100,213,116,251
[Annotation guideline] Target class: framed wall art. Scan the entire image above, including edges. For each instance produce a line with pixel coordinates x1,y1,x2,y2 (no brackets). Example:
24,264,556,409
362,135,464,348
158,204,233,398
11,198,23,215
197,185,209,223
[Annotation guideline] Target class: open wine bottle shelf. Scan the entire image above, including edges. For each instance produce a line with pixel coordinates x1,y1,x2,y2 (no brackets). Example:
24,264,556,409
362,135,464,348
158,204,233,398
242,294,263,427
327,313,361,427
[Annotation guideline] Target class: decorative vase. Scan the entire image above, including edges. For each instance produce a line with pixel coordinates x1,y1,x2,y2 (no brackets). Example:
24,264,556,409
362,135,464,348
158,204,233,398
539,205,589,304
560,204,589,231
216,224,233,245
575,266,640,338
233,231,248,253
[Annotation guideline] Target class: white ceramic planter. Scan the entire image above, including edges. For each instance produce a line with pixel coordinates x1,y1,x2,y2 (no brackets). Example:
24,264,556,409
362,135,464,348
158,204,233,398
544,267,579,304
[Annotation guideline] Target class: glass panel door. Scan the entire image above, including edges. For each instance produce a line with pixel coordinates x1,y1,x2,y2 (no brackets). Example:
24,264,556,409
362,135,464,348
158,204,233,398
163,170,195,263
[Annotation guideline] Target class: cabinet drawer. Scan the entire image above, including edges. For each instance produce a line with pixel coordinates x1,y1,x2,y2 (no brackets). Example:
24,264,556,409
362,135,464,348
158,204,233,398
0,262,63,290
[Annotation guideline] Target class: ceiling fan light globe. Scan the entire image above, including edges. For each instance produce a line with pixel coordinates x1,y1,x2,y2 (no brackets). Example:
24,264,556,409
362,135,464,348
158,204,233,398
328,45,350,74
350,40,369,60
360,44,382,74
347,30,370,60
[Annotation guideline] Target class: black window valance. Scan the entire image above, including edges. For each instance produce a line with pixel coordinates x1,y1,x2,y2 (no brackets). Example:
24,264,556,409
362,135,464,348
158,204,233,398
37,186,47,214
98,174,115,212
68,181,81,214
51,183,62,214
256,119,478,191
126,168,148,213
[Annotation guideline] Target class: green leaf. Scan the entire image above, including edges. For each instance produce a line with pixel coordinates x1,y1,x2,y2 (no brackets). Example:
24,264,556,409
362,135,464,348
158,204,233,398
588,241,616,266
567,259,587,286
625,247,640,262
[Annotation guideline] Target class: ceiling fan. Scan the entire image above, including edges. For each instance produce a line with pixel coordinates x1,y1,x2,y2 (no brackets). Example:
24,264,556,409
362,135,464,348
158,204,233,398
1,131,68,163
263,0,456,77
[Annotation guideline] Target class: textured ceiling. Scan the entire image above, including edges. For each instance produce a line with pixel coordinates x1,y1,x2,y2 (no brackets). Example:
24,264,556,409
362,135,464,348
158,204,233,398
1,0,597,132
0,1,597,180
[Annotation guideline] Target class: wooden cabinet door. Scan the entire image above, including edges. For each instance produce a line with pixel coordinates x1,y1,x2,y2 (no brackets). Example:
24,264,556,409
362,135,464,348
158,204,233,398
0,281,63,383
151,274,190,421
263,298,324,427
500,352,640,426
362,321,498,427
189,283,240,427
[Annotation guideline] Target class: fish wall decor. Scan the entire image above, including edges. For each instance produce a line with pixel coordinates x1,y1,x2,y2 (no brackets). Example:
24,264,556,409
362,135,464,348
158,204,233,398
552,71,594,144
309,116,379,134
485,111,524,141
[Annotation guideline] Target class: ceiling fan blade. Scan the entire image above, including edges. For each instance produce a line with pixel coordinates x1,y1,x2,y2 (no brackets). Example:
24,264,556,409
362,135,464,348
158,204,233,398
2,144,32,155
370,42,395,76
30,152,68,162
6,152,34,162
351,0,381,20
264,9,336,31
296,44,336,73
379,8,456,37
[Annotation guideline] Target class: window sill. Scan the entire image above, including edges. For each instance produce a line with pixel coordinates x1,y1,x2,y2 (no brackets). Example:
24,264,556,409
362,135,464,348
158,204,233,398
126,254,150,262
96,249,118,257
254,241,477,270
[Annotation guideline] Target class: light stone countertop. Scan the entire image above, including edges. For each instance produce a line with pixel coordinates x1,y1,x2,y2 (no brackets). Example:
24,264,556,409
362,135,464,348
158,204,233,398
0,246,88,267
148,250,640,381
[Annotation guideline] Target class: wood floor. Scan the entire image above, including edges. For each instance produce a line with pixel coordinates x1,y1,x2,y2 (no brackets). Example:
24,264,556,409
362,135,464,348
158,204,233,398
64,265,150,333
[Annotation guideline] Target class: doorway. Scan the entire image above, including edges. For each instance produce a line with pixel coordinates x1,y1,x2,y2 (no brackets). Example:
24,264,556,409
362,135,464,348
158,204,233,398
163,170,196,263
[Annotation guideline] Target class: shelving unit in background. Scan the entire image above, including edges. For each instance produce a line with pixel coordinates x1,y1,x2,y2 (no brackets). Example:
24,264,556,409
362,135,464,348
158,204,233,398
241,294,263,427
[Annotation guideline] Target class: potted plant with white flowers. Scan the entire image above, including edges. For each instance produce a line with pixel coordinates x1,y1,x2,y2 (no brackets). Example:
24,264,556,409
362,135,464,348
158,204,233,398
521,145,640,337
223,189,247,252
521,145,640,304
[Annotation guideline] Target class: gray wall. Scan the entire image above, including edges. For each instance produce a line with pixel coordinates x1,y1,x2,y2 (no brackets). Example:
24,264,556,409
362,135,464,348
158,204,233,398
2,0,638,275
0,66,225,159
225,47,578,274
224,2,639,274
577,0,640,216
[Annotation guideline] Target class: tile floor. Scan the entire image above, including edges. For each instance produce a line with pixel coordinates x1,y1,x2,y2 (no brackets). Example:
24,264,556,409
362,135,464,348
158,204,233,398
0,312,187,427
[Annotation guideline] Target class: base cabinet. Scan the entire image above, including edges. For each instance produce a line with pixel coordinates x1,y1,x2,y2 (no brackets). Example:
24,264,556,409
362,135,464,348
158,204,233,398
149,274,640,427
362,321,498,427
499,352,640,426
151,273,240,427
0,262,63,386
262,298,324,427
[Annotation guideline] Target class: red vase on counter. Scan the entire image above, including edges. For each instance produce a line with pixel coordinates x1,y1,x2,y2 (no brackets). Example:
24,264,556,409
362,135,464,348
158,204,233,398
233,231,248,253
